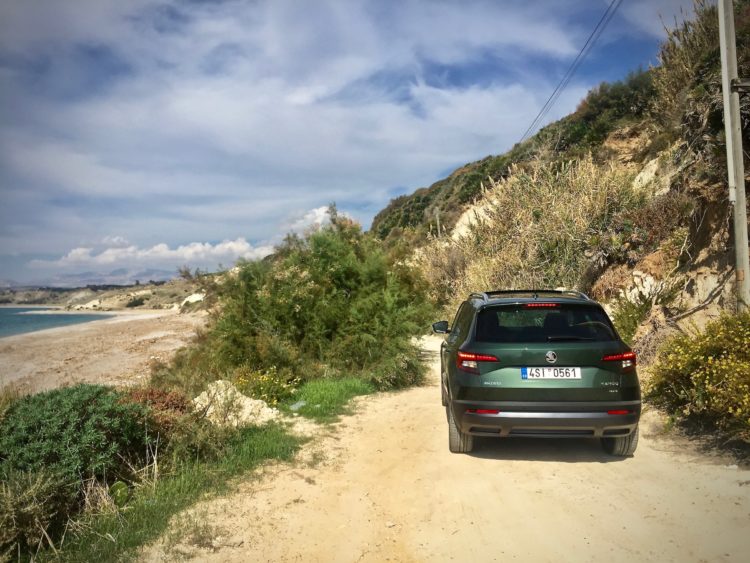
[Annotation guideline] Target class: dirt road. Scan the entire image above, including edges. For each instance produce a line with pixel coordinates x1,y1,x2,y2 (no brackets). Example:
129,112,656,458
147,336,750,562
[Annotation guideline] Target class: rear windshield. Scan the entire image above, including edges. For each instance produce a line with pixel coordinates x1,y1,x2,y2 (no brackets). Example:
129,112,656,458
475,304,618,343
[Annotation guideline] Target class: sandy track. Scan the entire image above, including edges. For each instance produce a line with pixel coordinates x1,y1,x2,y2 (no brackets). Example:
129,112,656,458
146,335,750,562
0,310,206,392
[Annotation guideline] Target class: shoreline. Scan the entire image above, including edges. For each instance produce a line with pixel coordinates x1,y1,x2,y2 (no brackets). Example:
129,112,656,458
0,308,171,342
0,303,62,309
0,309,207,393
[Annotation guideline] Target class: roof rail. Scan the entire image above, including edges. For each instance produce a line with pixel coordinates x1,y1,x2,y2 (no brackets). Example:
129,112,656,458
563,290,591,300
469,292,489,302
479,289,591,301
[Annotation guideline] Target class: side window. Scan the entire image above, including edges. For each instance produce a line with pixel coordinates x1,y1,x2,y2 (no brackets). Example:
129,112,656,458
448,302,469,344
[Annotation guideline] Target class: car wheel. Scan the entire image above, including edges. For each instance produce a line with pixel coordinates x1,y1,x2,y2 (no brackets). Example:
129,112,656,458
447,404,473,453
602,424,639,456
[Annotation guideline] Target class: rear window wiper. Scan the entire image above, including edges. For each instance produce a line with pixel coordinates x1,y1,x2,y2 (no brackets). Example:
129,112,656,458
547,335,596,341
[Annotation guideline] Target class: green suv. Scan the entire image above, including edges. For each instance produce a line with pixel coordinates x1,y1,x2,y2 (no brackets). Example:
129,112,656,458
433,290,640,456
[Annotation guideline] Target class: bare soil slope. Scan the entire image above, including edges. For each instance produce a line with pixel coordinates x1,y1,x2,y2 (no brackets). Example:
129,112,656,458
145,336,750,562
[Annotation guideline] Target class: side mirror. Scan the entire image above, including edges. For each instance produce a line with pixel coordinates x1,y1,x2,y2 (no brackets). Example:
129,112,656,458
432,320,450,334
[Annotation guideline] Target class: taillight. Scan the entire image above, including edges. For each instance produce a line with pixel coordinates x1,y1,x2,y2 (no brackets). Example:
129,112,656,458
607,409,631,415
524,303,559,308
457,351,498,374
602,351,637,370
467,409,500,415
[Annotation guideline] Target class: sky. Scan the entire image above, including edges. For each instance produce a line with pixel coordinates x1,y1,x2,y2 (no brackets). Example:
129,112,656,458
0,0,699,286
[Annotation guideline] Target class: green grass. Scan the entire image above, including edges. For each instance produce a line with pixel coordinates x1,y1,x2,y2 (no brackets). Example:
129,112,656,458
49,424,301,562
284,377,375,423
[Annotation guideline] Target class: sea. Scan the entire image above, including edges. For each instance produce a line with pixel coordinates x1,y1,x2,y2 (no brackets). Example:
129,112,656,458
0,307,114,338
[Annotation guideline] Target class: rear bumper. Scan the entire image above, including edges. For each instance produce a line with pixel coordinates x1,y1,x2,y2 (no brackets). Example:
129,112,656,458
452,400,641,439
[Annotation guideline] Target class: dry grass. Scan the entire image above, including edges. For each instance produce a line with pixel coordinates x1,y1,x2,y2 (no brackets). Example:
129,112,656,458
0,470,64,558
80,479,119,517
0,385,22,424
650,0,718,130
417,156,639,312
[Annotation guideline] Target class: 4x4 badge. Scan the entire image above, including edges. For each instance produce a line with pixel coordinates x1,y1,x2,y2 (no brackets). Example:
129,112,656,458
545,351,557,364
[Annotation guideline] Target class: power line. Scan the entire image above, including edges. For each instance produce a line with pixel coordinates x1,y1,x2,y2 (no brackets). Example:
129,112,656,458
520,0,623,143
519,0,625,144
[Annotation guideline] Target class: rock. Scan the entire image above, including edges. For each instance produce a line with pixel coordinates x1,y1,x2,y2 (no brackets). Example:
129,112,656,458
632,158,660,192
181,292,206,307
193,380,280,427
632,155,676,196
624,270,660,303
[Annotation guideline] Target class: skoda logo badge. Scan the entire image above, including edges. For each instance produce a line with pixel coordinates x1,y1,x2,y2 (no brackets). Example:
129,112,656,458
545,351,557,364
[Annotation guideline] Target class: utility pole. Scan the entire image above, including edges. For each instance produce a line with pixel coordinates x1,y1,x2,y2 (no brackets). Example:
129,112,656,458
719,0,750,311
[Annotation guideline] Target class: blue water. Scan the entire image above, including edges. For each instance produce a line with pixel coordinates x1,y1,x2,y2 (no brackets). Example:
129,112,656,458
0,307,114,338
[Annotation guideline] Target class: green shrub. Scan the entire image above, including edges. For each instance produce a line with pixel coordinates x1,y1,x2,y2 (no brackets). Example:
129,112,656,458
126,296,146,308
154,207,434,400
646,311,750,441
0,385,157,557
368,350,425,389
0,384,152,483
522,68,655,161
157,414,231,465
612,292,653,345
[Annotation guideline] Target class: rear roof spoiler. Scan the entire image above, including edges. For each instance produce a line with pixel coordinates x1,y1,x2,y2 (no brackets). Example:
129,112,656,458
468,289,591,302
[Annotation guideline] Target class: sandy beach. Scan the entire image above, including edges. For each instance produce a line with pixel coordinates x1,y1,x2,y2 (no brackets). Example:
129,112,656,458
0,309,207,393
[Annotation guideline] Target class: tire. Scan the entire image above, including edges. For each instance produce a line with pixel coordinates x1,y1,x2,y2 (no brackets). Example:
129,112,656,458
602,424,639,456
447,404,473,453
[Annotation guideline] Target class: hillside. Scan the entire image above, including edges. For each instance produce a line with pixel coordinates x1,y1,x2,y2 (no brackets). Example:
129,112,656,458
376,1,750,354
0,277,203,311
373,2,745,250
371,68,656,244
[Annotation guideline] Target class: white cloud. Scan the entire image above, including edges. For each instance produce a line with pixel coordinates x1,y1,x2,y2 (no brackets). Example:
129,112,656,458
619,0,698,39
30,238,273,271
101,235,130,248
283,206,332,235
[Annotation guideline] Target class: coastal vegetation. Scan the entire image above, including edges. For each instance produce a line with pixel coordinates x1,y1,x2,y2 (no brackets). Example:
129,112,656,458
151,207,434,403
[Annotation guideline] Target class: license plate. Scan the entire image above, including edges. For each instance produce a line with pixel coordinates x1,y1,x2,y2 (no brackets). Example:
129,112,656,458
521,367,581,380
